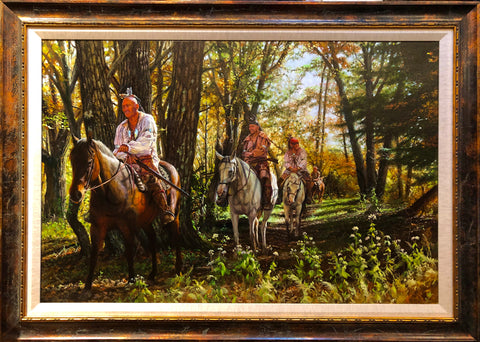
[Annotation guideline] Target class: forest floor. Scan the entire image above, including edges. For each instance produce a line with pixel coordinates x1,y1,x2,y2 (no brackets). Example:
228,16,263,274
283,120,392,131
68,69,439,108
41,198,438,303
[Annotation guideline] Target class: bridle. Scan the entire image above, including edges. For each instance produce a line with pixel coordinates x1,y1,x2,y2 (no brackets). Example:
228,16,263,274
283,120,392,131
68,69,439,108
70,145,123,204
285,174,303,203
218,156,252,194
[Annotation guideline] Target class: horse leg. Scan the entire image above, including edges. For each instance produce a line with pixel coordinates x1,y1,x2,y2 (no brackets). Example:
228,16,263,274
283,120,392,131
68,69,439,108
167,219,183,275
121,227,137,283
144,225,157,281
260,210,271,253
283,205,291,238
231,213,240,247
249,216,259,252
85,222,107,291
294,203,302,238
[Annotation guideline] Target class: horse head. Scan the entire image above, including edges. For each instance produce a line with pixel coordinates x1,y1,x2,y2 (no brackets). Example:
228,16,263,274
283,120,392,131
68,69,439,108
284,173,303,206
68,135,99,204
215,152,238,206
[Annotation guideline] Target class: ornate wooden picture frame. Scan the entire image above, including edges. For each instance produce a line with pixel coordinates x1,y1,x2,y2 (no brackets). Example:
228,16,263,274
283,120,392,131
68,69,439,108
1,1,478,340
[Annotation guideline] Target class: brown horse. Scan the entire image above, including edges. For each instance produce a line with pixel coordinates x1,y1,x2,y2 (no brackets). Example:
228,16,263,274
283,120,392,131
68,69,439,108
68,136,182,293
312,177,325,203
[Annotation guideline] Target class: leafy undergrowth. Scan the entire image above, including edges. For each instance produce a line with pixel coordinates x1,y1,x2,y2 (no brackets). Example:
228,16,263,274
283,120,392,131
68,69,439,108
41,198,438,304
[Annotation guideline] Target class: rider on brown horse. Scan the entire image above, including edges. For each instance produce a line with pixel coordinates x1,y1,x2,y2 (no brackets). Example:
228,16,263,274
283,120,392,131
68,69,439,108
113,91,175,224
242,119,274,210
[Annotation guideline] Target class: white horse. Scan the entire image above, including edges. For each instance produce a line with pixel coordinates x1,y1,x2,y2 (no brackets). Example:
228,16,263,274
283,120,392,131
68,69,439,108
215,152,277,252
282,172,305,238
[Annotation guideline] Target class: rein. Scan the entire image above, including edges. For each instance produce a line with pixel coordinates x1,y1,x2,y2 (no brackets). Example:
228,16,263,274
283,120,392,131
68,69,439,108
285,175,303,203
219,157,252,194
87,160,123,191
70,147,124,204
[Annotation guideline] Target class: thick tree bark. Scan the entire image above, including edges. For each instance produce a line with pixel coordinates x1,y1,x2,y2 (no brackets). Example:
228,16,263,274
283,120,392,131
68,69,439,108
42,42,80,218
76,40,117,149
165,41,206,249
75,40,123,253
42,130,69,219
116,41,152,115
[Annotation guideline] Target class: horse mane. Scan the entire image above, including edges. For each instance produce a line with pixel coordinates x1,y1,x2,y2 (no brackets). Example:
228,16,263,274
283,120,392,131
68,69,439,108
92,139,116,158
72,138,117,162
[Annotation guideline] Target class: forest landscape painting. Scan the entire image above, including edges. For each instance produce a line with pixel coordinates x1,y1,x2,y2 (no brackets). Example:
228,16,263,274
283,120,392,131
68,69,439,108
40,38,441,306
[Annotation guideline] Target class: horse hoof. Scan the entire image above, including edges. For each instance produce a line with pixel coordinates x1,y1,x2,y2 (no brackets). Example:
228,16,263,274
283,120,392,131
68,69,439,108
162,212,175,224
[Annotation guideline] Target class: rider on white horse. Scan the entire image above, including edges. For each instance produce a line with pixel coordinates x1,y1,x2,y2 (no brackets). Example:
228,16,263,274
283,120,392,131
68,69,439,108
242,119,274,210
278,137,314,204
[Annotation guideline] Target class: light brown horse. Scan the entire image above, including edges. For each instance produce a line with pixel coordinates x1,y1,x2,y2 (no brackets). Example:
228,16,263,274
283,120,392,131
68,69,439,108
312,177,325,203
282,172,305,238
68,136,182,293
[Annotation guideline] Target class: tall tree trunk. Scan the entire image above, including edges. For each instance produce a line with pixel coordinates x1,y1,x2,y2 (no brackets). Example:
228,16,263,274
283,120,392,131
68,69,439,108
362,43,377,194
322,44,367,194
315,65,326,168
42,134,69,218
117,41,152,114
152,41,172,157
376,77,406,201
405,165,413,199
396,163,404,199
42,75,71,219
75,40,123,253
165,41,206,248
319,71,330,173
375,133,392,200
76,40,117,149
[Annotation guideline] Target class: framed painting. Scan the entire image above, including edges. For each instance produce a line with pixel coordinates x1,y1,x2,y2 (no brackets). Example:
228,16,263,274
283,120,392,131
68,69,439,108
1,1,479,341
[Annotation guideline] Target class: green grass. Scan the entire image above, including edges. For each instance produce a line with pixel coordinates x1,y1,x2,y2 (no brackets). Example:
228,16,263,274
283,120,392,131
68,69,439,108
41,196,438,304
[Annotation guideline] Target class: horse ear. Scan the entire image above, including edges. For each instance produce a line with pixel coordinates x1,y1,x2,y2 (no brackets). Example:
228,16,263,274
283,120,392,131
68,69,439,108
215,151,224,161
72,135,80,144
86,130,94,143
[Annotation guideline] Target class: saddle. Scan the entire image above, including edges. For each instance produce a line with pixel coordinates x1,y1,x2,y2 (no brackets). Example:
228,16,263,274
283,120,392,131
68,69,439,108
125,160,171,193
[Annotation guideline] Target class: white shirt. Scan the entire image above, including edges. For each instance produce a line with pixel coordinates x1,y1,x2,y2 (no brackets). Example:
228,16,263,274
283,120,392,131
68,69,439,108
113,111,160,168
